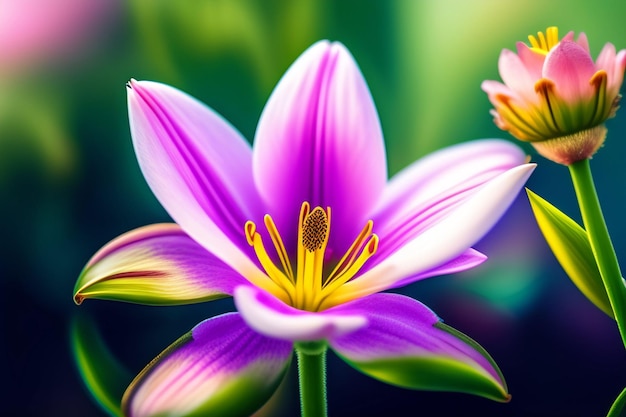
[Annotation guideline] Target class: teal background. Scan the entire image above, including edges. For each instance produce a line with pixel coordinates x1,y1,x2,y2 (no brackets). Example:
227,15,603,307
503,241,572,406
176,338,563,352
2,1,626,416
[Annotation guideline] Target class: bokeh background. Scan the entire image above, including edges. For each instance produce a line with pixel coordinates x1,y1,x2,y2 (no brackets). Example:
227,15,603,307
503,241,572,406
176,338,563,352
2,1,626,416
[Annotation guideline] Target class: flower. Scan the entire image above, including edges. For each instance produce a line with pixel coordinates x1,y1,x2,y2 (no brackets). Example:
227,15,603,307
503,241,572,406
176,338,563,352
482,26,626,165
74,41,535,416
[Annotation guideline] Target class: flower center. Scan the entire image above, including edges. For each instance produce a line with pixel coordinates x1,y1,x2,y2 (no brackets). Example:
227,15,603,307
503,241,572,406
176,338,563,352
244,202,378,312
528,26,560,55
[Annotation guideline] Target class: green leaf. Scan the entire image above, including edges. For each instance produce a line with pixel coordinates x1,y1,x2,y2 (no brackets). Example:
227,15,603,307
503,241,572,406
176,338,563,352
70,315,132,417
607,386,626,417
526,188,613,317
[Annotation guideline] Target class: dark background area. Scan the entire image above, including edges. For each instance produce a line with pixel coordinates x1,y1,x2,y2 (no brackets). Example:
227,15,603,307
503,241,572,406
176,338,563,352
2,1,626,416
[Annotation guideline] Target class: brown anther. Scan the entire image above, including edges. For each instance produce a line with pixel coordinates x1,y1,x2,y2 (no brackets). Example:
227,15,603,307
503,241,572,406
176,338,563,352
302,207,328,252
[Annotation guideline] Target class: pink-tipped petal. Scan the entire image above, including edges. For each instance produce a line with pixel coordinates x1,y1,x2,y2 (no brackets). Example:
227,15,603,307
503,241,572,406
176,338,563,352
74,224,246,305
604,47,626,97
515,41,545,80
123,313,293,417
576,32,590,54
329,293,508,401
234,285,367,341
595,43,617,75
253,41,387,255
371,139,527,265
127,80,267,285
481,80,514,100
561,31,575,43
498,48,541,102
614,49,626,95
543,41,597,102
326,164,536,306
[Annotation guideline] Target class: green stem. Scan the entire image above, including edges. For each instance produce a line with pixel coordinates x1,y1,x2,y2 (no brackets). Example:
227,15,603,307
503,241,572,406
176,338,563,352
295,341,328,417
569,159,626,350
607,386,626,417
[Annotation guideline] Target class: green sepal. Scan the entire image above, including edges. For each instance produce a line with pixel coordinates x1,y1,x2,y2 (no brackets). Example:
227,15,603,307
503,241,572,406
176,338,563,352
336,323,509,402
526,188,613,317
70,315,133,417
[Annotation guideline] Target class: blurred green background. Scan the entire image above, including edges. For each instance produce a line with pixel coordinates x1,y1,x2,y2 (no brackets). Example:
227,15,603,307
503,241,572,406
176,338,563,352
2,0,626,416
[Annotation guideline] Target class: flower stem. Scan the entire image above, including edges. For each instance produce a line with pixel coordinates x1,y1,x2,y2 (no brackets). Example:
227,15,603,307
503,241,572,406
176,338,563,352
569,159,626,349
295,341,328,417
607,386,626,417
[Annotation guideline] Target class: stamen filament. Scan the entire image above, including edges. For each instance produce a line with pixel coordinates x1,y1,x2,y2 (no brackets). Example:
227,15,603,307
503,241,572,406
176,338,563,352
295,203,310,309
325,220,373,285
245,221,294,302
264,215,295,283
318,235,378,303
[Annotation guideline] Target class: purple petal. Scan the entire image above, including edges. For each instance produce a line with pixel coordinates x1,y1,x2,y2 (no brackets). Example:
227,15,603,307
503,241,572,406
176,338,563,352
253,41,387,255
234,285,367,341
328,294,499,379
371,139,527,266
127,80,267,284
324,164,535,307
74,224,247,305
328,293,507,400
123,313,293,417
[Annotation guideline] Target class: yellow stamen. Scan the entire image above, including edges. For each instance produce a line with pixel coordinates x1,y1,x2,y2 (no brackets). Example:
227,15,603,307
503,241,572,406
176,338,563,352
316,234,378,307
324,220,374,285
244,221,294,303
528,26,560,55
264,215,294,282
245,202,378,311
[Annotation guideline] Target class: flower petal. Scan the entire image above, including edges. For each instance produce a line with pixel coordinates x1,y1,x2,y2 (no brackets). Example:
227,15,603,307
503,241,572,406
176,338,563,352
234,285,367,341
328,293,509,402
515,41,545,80
371,139,527,266
596,43,626,98
543,41,597,103
324,164,535,307
123,313,293,417
127,80,268,286
253,41,387,255
481,80,517,104
74,224,246,305
498,48,540,102
396,248,487,287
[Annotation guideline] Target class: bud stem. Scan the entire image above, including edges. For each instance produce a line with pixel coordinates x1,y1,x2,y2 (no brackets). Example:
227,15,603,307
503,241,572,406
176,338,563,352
568,159,626,349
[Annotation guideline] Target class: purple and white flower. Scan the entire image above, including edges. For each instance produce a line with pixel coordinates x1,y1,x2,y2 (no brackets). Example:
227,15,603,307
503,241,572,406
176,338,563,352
75,41,535,416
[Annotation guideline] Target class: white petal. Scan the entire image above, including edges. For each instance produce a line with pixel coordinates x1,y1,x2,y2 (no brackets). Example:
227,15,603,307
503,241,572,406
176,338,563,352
324,164,536,307
234,286,367,341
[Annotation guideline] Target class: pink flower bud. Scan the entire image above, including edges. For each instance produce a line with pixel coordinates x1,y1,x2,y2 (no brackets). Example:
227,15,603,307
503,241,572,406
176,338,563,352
482,27,626,165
